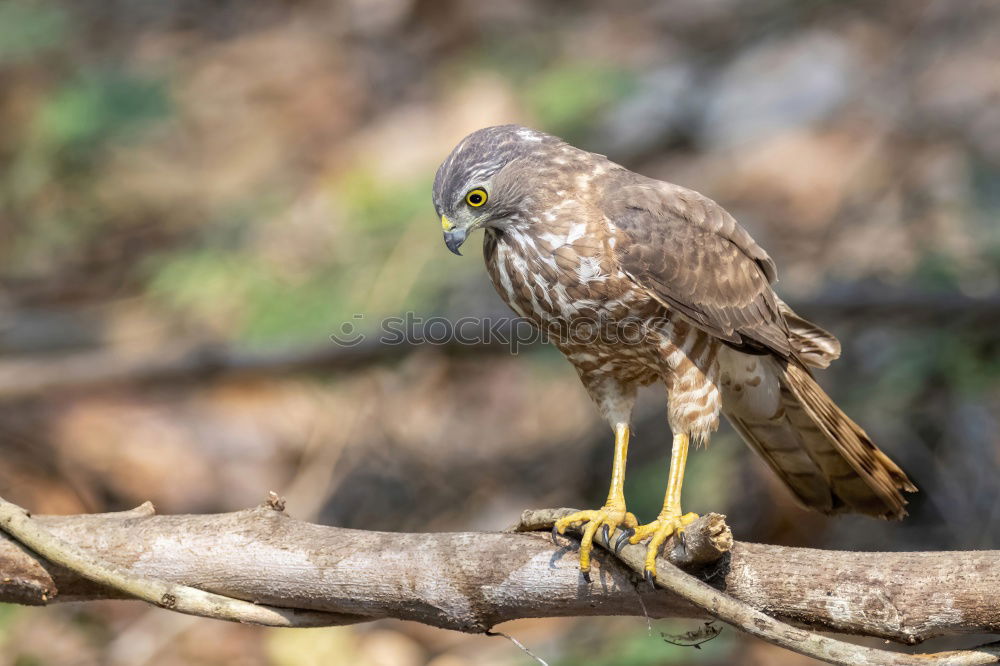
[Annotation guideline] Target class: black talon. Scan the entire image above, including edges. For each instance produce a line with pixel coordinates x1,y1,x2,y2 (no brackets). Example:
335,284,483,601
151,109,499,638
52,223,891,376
613,527,634,553
551,525,560,544
582,569,592,584
644,568,655,587
601,524,610,545
679,530,688,554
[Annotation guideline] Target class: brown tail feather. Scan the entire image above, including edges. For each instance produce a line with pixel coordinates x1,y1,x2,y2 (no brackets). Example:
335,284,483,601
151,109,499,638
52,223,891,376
776,296,841,369
720,351,916,519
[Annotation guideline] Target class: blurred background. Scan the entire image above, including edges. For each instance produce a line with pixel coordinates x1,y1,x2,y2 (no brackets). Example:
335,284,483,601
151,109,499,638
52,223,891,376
1,0,998,664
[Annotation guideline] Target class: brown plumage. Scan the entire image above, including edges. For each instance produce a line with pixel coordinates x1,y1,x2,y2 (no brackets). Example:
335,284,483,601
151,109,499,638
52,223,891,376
433,125,915,566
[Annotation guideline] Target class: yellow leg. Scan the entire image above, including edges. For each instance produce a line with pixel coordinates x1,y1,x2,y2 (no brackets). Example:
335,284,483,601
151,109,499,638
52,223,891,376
629,433,699,581
553,423,639,579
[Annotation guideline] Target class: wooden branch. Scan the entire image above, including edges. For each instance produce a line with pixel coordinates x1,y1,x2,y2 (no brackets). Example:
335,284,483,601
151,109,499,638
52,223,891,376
1,502,999,657
0,496,354,627
520,509,1000,666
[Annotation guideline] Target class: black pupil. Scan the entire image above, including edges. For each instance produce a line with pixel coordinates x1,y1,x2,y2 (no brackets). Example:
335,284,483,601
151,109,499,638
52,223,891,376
469,193,482,204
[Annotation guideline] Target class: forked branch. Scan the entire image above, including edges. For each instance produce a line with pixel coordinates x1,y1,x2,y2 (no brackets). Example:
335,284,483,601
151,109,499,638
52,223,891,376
1,497,999,665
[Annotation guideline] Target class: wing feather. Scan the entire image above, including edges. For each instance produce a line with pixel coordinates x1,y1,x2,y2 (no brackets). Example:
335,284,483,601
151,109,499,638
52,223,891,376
605,180,791,356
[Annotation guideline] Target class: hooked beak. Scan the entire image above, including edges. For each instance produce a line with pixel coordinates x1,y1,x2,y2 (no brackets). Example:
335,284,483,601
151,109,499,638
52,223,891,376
441,215,468,256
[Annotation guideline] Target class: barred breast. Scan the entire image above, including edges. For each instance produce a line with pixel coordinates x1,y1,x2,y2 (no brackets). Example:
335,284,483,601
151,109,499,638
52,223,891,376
483,221,723,440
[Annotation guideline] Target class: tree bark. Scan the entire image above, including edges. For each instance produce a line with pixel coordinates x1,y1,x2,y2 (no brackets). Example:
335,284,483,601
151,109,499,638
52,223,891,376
1,504,998,647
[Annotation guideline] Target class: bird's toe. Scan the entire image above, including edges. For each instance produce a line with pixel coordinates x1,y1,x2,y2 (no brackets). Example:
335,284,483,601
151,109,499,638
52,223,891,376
552,506,637,578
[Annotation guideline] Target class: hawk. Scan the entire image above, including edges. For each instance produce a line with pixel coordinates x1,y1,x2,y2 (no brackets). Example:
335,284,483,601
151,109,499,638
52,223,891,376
432,125,915,581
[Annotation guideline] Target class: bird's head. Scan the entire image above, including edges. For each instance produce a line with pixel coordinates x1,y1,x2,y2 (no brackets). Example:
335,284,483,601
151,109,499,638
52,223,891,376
432,124,556,255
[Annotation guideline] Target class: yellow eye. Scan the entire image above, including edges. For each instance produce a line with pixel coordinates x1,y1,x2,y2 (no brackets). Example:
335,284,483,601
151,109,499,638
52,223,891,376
465,188,488,207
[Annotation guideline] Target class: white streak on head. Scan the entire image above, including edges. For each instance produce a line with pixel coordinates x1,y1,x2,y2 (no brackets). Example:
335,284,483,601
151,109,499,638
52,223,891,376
517,128,544,142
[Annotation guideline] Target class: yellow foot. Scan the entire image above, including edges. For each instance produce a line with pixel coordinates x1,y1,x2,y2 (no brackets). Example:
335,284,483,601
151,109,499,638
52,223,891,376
629,510,699,583
553,506,639,581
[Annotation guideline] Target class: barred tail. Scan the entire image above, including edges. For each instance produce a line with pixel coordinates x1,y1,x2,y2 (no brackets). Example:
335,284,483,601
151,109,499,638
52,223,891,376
721,352,916,518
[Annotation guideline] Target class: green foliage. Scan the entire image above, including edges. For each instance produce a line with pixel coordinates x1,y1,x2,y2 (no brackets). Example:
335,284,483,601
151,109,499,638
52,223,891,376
147,244,352,346
7,67,169,202
912,159,1000,292
468,34,552,82
0,605,26,665
867,330,1000,402
147,170,451,346
336,170,431,234
912,252,963,291
14,656,43,666
34,69,168,159
970,156,1000,218
0,2,68,63
240,267,362,346
550,621,733,666
148,247,259,318
466,37,636,139
0,602,20,635
1,65,169,279
522,63,636,140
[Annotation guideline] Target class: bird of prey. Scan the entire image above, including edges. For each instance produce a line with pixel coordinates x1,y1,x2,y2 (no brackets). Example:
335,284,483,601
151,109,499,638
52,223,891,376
432,125,915,581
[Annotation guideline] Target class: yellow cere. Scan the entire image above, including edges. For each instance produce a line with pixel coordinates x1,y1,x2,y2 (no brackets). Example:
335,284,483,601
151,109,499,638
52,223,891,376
441,215,454,231
465,188,487,207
